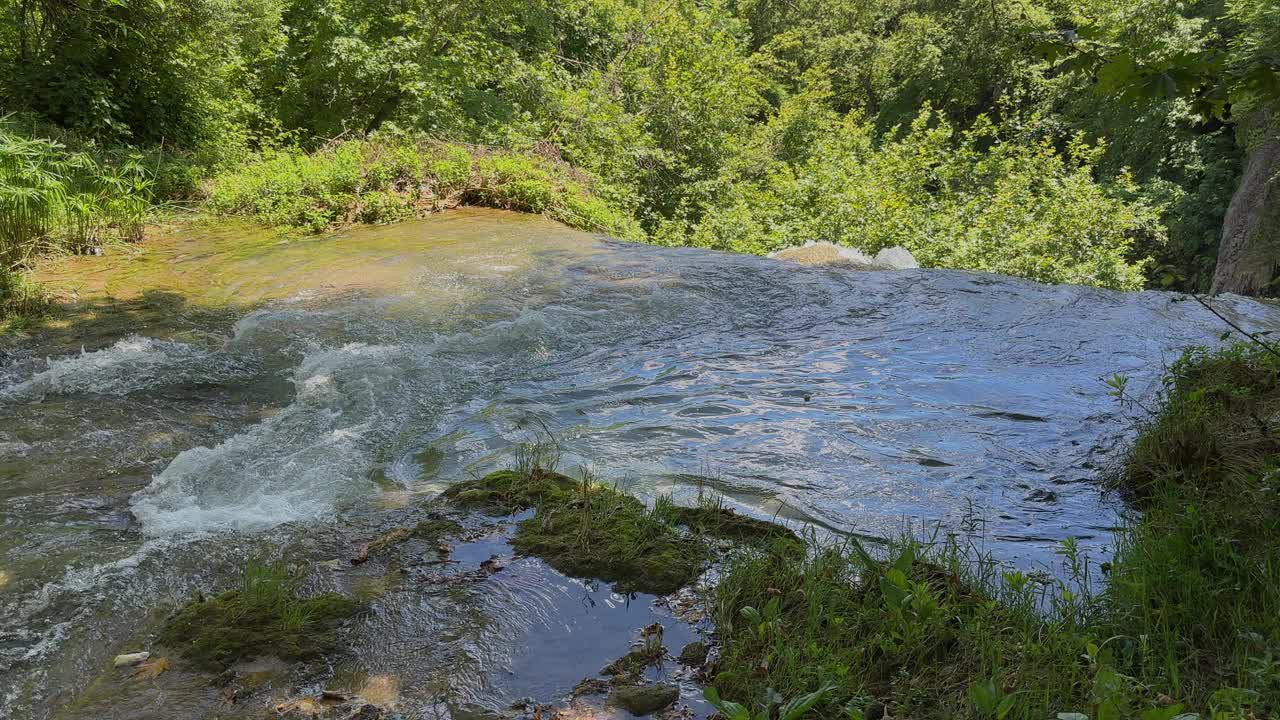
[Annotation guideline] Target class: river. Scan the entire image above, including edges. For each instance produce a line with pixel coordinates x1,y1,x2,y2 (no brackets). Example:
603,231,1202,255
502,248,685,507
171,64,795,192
2,209,1278,718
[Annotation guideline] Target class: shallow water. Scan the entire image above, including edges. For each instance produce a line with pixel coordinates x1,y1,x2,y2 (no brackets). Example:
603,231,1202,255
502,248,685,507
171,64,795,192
3,208,1280,718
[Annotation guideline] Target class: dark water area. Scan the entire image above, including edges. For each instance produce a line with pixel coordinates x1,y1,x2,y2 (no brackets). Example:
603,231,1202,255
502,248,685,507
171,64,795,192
3,208,1279,718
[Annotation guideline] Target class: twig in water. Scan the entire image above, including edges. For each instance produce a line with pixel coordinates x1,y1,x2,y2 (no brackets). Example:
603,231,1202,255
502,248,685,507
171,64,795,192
1191,293,1280,362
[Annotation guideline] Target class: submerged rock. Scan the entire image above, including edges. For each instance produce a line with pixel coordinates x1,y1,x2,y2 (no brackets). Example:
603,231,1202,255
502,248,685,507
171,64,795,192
768,241,918,270
609,683,680,716
677,641,707,667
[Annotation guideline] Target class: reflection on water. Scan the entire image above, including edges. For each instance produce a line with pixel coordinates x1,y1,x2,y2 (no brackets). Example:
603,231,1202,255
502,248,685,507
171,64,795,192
4,208,1280,717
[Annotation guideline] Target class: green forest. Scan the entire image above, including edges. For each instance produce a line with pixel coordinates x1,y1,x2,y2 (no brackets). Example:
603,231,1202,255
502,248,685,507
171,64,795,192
2,0,1278,313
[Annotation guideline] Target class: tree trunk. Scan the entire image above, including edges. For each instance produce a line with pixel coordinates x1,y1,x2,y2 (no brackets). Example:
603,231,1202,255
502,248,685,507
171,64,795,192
1211,110,1280,296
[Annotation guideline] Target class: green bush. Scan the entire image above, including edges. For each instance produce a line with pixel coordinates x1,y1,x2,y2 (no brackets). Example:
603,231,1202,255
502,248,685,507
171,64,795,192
206,137,643,239
0,121,152,267
686,109,1162,290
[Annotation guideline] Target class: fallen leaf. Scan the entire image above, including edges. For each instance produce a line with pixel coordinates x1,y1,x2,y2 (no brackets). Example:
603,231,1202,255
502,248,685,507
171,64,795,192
358,674,401,708
275,697,326,716
132,656,170,680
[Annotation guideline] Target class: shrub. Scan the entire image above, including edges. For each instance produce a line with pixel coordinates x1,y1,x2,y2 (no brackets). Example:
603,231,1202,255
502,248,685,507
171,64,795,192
687,109,1162,290
0,121,151,266
206,136,643,239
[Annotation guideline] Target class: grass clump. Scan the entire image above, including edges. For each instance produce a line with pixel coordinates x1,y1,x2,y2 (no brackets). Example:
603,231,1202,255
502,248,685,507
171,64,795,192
441,469,578,514
0,268,51,329
446,465,705,594
159,560,361,673
708,343,1280,719
0,120,151,266
443,439,797,594
670,503,801,546
512,486,708,595
205,136,643,240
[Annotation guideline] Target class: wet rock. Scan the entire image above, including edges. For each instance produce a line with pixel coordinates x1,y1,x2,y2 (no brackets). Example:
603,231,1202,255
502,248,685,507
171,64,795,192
1025,489,1059,503
873,246,919,269
356,673,400,708
275,696,326,716
344,703,384,720
677,641,707,667
609,683,680,716
112,651,150,667
768,242,917,270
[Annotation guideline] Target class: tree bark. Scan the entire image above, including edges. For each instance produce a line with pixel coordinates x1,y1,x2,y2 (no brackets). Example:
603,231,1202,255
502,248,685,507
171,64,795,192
1211,109,1280,296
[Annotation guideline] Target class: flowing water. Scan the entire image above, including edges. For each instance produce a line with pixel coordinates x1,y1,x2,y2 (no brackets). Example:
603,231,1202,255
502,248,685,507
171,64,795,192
3,208,1280,718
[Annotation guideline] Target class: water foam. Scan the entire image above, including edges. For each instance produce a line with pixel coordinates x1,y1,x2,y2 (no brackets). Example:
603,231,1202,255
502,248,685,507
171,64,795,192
130,342,436,535
1,336,246,400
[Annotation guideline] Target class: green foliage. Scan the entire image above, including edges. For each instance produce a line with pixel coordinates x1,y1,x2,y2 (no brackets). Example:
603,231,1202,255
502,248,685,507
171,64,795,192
4,0,1277,292
159,559,361,672
0,121,151,268
205,136,643,238
0,268,49,327
686,110,1161,290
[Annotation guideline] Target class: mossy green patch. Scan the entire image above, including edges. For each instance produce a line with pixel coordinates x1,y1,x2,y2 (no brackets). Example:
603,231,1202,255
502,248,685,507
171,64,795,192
670,505,801,547
512,487,706,595
159,561,361,673
443,469,804,595
413,515,463,541
440,469,577,514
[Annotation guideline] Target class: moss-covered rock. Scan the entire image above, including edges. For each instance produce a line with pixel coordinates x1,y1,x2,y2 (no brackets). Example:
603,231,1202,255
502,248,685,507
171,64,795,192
440,469,577,514
670,505,801,546
413,515,463,541
512,488,706,595
609,683,680,716
677,641,707,667
159,562,361,672
444,470,802,595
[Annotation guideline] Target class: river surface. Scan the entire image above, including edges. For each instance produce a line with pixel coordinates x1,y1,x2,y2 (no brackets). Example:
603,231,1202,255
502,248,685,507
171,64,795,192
3,209,1279,718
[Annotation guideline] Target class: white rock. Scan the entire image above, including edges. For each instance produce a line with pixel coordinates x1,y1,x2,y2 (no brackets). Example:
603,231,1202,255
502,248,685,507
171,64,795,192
768,241,918,270
113,651,150,667
873,246,919,270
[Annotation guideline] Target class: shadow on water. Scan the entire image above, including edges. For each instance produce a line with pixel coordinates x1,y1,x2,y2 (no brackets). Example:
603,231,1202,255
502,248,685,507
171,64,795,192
4,289,242,357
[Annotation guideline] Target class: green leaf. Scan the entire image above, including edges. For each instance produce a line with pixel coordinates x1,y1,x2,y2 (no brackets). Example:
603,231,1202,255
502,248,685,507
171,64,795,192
704,687,750,720
779,684,835,720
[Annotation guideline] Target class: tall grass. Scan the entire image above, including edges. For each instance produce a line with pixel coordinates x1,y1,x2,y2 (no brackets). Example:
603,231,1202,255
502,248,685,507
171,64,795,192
0,120,152,268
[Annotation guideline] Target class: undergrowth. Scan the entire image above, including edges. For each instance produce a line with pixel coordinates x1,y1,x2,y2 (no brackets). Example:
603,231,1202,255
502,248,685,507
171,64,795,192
709,343,1280,719
159,559,361,672
205,137,643,240
0,119,152,267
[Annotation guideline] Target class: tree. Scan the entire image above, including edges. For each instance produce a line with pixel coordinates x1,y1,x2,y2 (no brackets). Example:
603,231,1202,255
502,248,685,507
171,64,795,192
1047,0,1280,295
